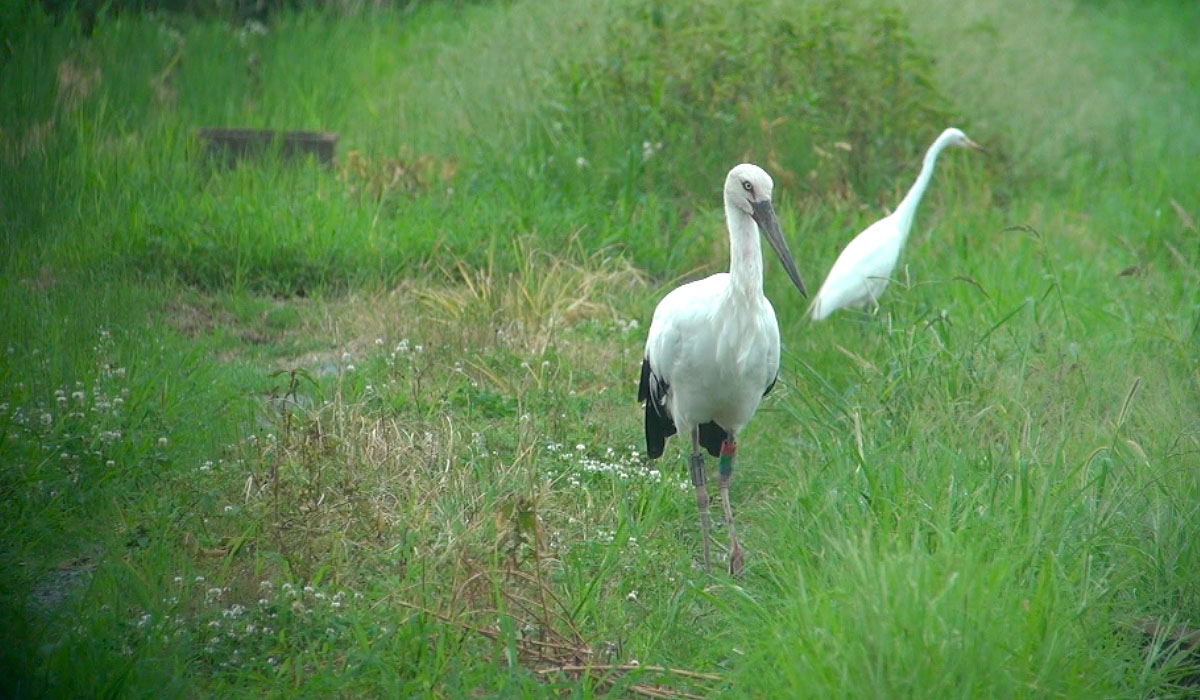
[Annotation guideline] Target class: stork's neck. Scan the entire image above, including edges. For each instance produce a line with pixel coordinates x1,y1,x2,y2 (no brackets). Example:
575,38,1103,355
893,136,950,242
725,203,764,301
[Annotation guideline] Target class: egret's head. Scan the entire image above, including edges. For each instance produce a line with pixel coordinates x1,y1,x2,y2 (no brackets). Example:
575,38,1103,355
724,163,807,298
942,127,986,153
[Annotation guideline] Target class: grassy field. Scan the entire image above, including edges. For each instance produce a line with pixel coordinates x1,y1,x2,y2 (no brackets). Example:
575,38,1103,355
3,0,1200,696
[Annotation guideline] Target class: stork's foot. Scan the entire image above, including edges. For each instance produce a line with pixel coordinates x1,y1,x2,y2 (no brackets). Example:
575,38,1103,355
728,543,745,577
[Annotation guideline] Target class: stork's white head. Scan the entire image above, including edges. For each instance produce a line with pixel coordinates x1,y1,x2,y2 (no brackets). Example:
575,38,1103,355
723,163,807,298
724,163,775,216
939,127,986,153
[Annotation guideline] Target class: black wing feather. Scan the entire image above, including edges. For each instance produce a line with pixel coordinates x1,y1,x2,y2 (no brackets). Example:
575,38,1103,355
697,422,726,457
639,358,677,459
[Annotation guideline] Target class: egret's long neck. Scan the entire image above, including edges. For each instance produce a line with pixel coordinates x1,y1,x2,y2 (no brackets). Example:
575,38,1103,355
893,136,950,241
725,203,763,301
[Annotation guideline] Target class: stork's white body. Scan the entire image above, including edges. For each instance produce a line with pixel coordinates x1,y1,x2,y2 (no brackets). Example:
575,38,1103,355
810,127,984,321
645,272,781,435
638,163,807,575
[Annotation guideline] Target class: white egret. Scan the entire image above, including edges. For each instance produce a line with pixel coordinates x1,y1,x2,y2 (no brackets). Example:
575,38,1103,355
638,163,807,575
809,127,984,320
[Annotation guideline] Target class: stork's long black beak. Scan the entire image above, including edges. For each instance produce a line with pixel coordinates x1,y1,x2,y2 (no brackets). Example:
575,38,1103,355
751,199,807,298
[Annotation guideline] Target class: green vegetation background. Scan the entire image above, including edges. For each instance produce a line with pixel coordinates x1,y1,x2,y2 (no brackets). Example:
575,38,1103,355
2,0,1199,696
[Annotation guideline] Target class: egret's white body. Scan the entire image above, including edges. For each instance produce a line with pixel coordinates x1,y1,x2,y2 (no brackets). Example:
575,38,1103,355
810,127,984,320
639,163,807,575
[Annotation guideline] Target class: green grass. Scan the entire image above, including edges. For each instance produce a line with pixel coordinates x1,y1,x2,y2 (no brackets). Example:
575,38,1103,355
3,0,1200,696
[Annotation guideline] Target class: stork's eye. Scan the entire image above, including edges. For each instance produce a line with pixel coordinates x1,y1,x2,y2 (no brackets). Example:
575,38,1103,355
742,181,753,192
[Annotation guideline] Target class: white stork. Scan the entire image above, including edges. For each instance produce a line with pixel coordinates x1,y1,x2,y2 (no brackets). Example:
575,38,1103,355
639,163,807,575
809,127,984,320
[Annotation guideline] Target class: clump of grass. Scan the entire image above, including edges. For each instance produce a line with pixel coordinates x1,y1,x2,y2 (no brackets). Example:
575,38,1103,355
542,0,953,207
416,237,647,356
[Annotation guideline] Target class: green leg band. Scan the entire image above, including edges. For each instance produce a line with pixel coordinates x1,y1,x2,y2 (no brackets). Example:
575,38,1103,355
719,453,733,478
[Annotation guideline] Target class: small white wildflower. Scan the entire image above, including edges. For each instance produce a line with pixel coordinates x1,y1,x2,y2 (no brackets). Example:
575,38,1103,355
158,437,168,447
374,338,384,346
626,590,638,602
575,156,588,168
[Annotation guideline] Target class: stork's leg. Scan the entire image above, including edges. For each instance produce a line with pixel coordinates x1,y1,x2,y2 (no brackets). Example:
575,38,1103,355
719,436,745,576
689,428,712,573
